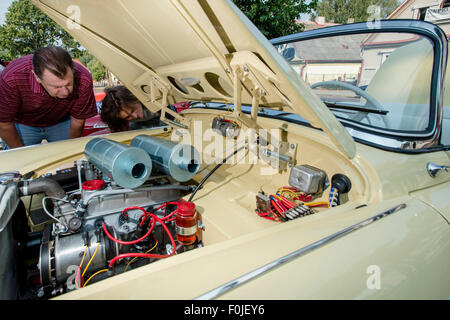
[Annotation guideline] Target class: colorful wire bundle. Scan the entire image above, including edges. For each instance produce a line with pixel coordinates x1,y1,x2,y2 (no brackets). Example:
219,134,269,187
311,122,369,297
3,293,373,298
276,186,313,202
257,186,329,222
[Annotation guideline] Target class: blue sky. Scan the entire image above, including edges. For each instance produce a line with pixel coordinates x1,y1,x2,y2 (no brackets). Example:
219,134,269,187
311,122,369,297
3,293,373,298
0,0,14,25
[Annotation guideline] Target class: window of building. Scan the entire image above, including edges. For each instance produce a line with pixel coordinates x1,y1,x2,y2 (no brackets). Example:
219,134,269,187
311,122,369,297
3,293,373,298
419,7,429,20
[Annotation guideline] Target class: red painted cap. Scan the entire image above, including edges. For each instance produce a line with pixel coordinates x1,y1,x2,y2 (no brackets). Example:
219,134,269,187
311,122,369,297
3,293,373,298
177,201,196,217
82,179,105,191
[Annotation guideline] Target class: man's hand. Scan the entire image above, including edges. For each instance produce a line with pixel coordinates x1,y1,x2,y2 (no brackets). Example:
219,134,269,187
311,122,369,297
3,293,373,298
69,116,86,139
0,121,24,149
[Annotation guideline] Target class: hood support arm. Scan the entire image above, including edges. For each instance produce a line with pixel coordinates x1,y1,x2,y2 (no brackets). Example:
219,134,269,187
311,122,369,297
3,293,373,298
230,63,297,171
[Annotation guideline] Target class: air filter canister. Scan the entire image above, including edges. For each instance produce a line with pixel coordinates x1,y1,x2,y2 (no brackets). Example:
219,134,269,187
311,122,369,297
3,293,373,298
130,134,200,182
84,138,152,188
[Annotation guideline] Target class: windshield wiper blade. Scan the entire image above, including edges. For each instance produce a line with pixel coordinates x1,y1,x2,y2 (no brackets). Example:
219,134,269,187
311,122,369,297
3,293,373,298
324,101,389,115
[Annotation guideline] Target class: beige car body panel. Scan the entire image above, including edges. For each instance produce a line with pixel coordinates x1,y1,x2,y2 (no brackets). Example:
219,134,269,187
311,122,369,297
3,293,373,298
0,0,445,299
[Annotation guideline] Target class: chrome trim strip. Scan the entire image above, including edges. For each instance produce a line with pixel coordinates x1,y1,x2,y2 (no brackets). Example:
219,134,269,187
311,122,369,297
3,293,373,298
195,203,406,300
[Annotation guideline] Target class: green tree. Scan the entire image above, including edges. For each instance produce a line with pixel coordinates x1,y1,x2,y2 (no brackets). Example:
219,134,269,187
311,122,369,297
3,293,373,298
87,56,106,81
313,0,401,24
232,0,318,39
0,0,83,61
77,52,107,81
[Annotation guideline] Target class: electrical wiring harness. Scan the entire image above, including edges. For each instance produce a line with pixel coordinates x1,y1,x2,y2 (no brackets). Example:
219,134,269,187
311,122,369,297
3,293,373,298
256,186,329,222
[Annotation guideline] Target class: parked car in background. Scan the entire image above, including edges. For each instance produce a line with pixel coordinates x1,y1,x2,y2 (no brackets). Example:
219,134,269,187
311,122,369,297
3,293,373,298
0,0,448,301
81,92,109,137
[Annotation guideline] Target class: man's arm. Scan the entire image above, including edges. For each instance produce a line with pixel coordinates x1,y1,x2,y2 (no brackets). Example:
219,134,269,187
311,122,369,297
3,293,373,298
0,121,24,149
0,67,22,148
69,116,85,139
69,65,97,135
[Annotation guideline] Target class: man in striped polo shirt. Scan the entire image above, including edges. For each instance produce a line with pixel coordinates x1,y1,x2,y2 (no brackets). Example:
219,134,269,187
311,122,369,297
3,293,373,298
0,47,97,149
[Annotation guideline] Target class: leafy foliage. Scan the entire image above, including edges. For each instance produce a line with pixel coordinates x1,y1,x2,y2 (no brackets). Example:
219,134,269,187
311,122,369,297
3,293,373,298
232,0,318,39
87,56,107,81
313,0,401,24
76,52,106,81
0,0,83,61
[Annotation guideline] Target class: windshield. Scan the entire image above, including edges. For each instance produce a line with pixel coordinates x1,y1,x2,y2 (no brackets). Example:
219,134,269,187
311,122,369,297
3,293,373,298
274,32,434,134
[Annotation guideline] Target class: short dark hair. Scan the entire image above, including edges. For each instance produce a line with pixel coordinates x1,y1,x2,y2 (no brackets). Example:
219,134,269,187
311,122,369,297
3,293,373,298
33,47,73,79
100,85,140,132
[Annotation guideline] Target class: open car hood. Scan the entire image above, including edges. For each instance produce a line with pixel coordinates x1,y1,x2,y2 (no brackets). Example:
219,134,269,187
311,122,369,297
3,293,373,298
30,0,356,159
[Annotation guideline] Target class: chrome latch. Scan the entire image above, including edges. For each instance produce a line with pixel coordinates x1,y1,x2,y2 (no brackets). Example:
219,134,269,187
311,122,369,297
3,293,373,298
427,162,450,177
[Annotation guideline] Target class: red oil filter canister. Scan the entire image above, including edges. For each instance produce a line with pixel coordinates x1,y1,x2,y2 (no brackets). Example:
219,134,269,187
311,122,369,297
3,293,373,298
82,179,105,191
81,179,105,199
175,201,198,245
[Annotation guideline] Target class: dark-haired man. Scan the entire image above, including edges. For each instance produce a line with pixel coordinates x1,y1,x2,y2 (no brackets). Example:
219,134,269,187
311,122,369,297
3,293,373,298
100,85,163,132
0,47,97,149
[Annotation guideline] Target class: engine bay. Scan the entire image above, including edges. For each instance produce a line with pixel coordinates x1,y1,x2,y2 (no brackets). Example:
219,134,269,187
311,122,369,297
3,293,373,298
0,120,356,299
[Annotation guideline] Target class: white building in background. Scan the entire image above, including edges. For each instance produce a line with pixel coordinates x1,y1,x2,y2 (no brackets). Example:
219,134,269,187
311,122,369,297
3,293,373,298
389,0,450,34
296,16,339,31
286,1,450,87
358,0,450,85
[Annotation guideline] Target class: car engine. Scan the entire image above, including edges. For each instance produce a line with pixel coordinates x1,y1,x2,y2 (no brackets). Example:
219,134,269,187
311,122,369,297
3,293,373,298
2,134,204,299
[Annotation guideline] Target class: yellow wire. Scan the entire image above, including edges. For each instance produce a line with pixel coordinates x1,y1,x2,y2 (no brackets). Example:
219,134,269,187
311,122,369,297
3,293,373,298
123,241,159,273
275,190,329,208
82,269,108,288
277,187,297,194
221,102,242,128
82,242,100,279
224,101,232,113
304,201,329,207
79,245,88,268
76,245,88,289
276,188,300,199
271,194,283,201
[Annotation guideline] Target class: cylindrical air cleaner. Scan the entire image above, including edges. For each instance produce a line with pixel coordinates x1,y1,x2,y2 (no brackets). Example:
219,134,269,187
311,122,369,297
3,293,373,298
130,135,200,182
84,138,152,188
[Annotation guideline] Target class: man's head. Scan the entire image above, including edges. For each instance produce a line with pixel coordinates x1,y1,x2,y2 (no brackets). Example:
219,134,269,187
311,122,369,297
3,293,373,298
100,85,144,132
32,47,74,99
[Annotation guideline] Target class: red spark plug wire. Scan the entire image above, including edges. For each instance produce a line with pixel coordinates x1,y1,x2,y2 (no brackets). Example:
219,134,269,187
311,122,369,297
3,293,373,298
108,214,176,267
102,218,156,245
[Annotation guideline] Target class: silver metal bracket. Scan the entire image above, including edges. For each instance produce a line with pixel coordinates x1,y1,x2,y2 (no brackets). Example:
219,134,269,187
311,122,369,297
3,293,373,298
133,72,190,129
259,141,296,171
230,63,296,171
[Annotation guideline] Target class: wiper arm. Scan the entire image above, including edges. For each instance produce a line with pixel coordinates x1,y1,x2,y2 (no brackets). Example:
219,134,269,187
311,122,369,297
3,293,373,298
324,100,389,115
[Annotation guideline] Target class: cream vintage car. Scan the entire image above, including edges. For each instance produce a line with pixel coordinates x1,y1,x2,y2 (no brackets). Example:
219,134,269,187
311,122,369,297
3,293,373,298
0,0,449,300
